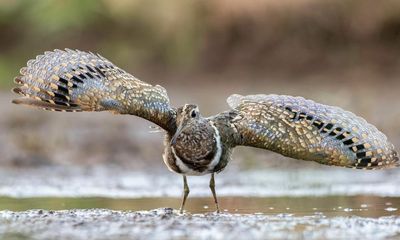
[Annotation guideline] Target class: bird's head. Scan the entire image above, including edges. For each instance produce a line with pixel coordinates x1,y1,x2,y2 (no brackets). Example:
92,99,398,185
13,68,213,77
171,104,202,145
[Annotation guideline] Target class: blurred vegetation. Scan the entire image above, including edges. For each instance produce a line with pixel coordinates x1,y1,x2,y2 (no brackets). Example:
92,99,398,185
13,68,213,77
1,0,400,88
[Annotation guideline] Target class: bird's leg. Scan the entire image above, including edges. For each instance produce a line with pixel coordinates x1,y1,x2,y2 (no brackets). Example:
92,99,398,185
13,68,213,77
179,175,190,214
209,173,220,213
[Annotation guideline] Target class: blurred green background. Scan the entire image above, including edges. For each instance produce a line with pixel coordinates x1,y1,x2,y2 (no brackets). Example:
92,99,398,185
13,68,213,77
1,0,400,88
0,0,400,168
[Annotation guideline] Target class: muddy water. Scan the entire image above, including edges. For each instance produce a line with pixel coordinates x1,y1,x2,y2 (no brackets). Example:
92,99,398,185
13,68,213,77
1,199,400,240
1,167,399,239
1,196,398,218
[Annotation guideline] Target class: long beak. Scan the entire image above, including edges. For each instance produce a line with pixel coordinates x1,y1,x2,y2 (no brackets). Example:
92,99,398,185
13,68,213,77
171,124,184,145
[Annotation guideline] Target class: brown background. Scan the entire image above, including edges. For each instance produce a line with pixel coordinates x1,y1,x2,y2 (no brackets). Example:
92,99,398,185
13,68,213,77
0,0,399,170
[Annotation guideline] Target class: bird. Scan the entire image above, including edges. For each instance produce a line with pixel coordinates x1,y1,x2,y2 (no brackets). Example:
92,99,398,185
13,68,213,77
12,49,399,213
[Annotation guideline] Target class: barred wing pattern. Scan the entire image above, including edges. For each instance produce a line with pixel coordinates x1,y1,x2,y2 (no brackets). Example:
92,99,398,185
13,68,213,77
12,49,176,132
228,94,399,169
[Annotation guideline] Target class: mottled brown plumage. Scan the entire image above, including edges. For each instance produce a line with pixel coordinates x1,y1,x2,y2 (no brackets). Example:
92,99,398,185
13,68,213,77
12,49,399,213
227,94,399,170
12,49,175,131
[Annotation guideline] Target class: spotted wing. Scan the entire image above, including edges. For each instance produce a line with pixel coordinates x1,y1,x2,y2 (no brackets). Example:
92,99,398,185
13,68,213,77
228,94,399,169
12,49,176,132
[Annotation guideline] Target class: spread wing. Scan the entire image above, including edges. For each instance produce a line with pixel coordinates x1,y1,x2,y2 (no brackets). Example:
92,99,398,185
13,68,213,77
228,94,399,169
12,49,176,132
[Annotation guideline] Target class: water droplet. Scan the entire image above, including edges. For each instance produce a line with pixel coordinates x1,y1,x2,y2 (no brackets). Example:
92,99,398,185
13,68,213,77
384,207,397,212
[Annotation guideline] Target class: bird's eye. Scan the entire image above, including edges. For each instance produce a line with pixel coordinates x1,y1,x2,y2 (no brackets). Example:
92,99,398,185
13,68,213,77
191,110,197,118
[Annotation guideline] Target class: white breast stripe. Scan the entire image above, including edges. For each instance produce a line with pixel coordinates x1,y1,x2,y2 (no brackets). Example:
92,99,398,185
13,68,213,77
162,153,175,173
208,120,222,171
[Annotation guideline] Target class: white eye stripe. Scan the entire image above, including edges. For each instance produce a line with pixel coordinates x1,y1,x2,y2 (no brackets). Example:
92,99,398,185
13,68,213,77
180,105,199,117
182,104,189,114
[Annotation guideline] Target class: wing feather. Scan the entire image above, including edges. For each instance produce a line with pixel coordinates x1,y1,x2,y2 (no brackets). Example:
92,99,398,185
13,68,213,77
12,49,176,132
228,94,399,169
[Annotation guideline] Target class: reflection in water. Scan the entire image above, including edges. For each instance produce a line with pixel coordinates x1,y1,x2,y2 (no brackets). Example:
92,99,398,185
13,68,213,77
0,196,398,218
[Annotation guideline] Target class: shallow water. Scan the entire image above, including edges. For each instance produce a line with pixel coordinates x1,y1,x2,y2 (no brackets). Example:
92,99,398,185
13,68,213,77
1,195,399,218
1,166,400,239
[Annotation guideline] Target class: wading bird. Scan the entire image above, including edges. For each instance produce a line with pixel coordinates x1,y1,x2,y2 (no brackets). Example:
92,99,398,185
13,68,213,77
12,49,399,213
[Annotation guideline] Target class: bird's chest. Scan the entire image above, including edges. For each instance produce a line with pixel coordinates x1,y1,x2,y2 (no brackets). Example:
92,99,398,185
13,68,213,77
164,122,223,176
174,130,217,161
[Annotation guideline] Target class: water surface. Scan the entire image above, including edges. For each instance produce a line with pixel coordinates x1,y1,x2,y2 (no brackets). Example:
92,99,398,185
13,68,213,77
1,196,398,218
